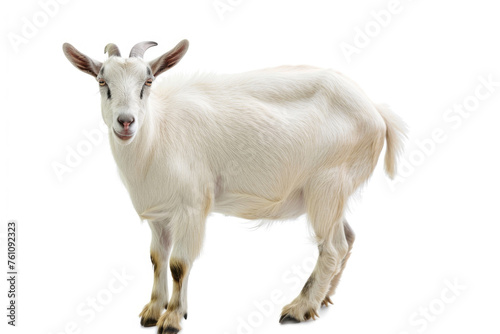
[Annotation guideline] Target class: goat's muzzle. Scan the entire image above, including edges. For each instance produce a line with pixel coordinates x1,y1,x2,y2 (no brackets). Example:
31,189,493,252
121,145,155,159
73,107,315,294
114,114,136,141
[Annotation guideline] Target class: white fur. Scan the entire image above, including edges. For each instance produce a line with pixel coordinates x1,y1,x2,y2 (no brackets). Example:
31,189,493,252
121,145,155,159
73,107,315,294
107,66,403,222
64,42,407,330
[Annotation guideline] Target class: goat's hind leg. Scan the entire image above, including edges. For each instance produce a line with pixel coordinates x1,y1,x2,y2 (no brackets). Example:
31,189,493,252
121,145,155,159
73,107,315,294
280,172,351,324
140,220,172,327
322,219,355,307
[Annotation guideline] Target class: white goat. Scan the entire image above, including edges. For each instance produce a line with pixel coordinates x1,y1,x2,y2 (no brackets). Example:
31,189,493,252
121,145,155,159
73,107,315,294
63,40,406,333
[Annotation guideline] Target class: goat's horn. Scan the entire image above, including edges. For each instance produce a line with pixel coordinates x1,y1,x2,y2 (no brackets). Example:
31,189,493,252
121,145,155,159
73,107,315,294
129,41,158,58
104,43,121,57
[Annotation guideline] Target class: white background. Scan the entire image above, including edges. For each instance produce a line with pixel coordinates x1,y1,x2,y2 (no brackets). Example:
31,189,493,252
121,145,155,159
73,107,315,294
1,0,500,333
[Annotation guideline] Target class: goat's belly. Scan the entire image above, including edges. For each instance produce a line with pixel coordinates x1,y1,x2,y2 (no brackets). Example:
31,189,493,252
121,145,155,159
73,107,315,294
213,189,305,220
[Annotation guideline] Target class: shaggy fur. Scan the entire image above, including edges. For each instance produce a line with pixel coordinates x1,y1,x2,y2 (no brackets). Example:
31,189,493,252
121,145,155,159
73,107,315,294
63,40,407,333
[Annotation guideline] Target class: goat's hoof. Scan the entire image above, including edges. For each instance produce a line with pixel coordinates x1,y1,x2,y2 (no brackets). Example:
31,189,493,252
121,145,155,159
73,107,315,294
139,301,162,327
184,313,188,320
279,313,300,324
157,310,183,334
141,317,158,327
280,300,320,324
321,296,333,307
159,325,180,334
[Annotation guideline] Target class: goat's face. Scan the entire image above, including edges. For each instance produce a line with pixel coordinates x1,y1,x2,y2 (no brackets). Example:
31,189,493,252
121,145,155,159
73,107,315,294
97,57,152,143
63,40,189,145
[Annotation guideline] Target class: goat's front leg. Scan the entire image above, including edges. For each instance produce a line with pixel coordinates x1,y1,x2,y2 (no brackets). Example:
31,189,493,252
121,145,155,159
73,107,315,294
157,207,208,334
140,220,172,327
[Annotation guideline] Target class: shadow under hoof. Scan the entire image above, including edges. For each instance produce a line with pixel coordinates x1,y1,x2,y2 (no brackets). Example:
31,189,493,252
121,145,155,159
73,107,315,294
279,314,300,324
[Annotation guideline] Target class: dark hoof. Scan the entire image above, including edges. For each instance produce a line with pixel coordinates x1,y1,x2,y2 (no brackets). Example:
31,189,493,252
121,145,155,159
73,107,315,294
159,325,180,334
184,313,188,320
279,313,300,324
141,317,158,327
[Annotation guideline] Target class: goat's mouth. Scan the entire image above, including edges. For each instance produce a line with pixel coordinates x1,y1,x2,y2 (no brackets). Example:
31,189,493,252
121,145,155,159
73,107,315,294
113,128,135,141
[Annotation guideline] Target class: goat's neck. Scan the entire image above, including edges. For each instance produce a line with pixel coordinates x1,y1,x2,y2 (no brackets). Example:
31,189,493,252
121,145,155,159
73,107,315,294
109,103,158,180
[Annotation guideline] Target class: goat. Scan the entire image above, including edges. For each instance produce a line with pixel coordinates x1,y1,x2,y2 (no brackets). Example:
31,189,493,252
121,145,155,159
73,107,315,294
62,39,407,333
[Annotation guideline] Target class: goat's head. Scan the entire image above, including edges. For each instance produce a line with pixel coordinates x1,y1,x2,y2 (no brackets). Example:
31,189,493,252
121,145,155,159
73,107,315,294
62,40,189,144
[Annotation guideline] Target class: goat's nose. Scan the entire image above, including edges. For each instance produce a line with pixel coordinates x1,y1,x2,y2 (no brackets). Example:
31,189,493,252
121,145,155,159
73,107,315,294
117,114,135,130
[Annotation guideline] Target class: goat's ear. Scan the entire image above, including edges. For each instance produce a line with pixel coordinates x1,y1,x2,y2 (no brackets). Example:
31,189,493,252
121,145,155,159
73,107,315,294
149,39,189,77
62,43,102,78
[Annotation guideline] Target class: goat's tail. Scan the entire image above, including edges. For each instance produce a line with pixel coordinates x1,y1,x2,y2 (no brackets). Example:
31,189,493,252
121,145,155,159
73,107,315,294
376,103,408,179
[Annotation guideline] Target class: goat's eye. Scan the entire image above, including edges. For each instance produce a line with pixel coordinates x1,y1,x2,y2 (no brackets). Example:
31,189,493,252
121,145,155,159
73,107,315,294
145,79,153,87
98,79,106,86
